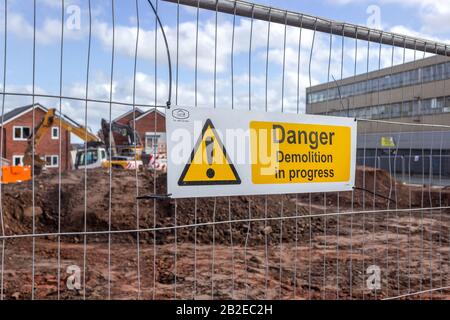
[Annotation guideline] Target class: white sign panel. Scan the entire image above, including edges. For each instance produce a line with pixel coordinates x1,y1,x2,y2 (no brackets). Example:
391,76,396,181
166,106,357,198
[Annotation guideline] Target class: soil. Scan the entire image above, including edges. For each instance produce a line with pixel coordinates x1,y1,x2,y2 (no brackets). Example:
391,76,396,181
0,166,449,299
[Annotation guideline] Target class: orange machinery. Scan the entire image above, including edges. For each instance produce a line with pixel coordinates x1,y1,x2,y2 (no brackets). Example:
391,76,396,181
0,156,31,184
1,165,31,184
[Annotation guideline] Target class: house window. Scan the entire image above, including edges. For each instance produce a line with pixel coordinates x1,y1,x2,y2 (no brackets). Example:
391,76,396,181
148,136,159,148
12,155,24,166
145,135,160,153
51,127,59,139
45,155,59,168
13,126,31,141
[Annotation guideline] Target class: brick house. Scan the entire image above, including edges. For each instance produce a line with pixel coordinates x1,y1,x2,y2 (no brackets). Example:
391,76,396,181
113,108,144,126
0,103,72,170
113,108,166,154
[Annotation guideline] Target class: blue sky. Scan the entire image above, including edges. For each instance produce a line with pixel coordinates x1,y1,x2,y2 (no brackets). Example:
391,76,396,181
0,0,449,132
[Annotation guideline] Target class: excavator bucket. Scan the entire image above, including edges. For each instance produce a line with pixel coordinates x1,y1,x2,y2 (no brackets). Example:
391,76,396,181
1,166,32,184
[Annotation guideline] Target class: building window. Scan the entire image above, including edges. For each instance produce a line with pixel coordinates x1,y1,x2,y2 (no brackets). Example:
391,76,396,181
146,136,159,148
12,155,24,166
51,127,59,139
145,134,161,154
308,61,450,105
45,155,59,168
13,126,31,141
319,95,450,120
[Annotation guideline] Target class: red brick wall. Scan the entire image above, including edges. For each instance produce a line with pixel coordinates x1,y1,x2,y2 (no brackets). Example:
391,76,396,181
115,110,144,127
1,107,71,171
134,111,166,144
113,110,145,146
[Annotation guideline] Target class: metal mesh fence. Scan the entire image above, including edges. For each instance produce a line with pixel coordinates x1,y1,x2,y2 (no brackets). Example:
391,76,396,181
0,0,449,300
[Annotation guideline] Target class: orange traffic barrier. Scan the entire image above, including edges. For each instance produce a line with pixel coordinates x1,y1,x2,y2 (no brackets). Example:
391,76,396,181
1,166,32,184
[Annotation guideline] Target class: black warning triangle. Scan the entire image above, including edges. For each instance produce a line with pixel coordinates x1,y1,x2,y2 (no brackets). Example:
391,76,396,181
178,119,241,186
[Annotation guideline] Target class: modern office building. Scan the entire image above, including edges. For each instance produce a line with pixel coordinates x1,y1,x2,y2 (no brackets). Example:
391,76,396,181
306,55,450,179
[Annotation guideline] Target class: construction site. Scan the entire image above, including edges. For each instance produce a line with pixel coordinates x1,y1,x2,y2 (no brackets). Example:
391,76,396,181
0,164,448,299
1,0,450,302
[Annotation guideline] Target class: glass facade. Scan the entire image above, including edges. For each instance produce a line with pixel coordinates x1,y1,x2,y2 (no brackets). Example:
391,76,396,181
323,96,450,120
307,61,450,104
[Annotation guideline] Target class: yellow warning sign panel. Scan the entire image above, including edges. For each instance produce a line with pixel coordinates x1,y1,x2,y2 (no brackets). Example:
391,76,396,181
250,121,351,184
178,119,241,186
380,136,396,147
167,106,356,198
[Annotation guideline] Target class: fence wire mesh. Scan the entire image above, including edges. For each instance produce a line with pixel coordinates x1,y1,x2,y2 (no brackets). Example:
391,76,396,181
0,0,449,300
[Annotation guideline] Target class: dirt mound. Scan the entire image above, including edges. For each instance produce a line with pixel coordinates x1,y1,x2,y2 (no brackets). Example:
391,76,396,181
2,166,448,245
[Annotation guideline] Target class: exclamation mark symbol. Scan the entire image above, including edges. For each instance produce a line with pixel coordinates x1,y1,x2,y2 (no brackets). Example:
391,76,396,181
205,137,215,179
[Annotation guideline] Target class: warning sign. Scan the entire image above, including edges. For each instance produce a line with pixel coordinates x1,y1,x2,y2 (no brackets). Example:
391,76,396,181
166,106,357,198
250,122,351,184
178,119,241,186
380,136,396,148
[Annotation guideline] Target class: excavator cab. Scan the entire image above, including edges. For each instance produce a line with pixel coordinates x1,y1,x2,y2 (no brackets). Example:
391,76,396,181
74,147,108,170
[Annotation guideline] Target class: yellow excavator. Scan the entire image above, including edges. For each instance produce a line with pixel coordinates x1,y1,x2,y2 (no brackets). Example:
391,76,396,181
22,108,100,175
1,108,95,183
1,108,143,184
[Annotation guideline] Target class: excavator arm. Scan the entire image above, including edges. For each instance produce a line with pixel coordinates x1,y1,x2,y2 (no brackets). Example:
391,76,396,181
23,108,57,169
23,108,100,172
100,118,143,158
53,117,100,143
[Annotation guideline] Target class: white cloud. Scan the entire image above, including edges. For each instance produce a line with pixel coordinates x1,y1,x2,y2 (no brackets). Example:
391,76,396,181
93,18,258,74
6,12,85,45
329,0,450,36
38,0,76,8
6,0,447,126
374,1,450,42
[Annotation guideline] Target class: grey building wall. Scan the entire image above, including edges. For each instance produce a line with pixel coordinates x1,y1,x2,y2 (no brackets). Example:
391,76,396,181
306,55,450,133
306,55,450,176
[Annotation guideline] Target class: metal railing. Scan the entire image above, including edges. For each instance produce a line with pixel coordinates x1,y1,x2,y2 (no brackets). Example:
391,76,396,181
0,0,448,300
